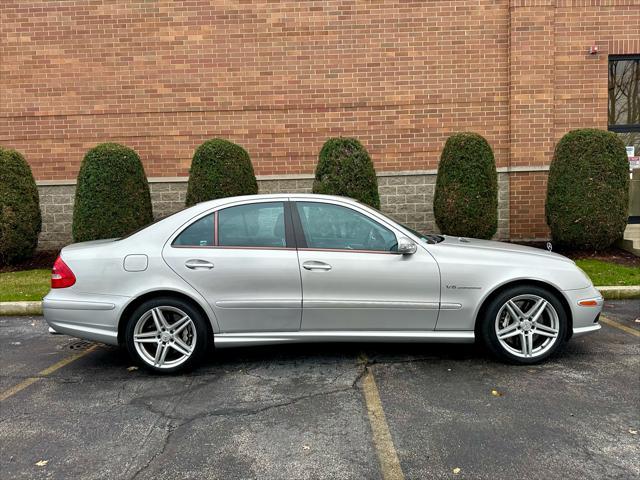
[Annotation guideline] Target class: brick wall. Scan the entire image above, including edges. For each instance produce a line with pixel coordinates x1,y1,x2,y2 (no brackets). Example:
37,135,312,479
506,0,640,239
0,0,510,181
1,0,638,241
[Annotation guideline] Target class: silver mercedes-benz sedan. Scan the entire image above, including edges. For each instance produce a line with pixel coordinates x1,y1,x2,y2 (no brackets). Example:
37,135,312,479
43,194,603,373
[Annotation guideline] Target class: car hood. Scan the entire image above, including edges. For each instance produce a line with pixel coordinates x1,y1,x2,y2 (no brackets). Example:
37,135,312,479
438,236,574,264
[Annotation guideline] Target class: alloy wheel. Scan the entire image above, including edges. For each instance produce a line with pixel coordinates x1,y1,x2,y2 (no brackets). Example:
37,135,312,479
133,306,197,369
494,294,560,359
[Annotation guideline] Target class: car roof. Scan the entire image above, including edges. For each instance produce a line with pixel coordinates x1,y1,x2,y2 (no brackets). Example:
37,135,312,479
194,193,357,210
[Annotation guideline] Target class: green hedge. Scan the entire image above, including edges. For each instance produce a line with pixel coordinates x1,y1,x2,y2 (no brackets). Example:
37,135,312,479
185,139,258,206
546,129,629,250
72,143,153,242
0,147,42,266
312,138,380,209
433,132,498,239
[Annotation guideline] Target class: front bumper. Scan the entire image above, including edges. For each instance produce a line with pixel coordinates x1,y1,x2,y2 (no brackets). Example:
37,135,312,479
572,323,602,337
564,285,604,337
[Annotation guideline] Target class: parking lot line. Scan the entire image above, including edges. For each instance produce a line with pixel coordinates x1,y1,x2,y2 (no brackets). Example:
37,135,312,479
0,344,98,402
361,356,405,480
599,316,640,337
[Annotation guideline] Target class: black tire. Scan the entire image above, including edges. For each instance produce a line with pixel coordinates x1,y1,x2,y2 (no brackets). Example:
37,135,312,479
125,296,210,374
479,285,568,365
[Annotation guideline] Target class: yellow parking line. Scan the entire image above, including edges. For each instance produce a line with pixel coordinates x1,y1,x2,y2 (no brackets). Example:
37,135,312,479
0,345,98,402
360,356,405,480
599,316,640,338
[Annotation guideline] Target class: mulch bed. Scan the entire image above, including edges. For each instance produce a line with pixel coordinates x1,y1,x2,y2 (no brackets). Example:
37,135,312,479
0,250,60,274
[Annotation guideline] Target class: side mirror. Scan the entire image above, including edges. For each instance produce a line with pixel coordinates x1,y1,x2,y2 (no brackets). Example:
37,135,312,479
396,236,417,255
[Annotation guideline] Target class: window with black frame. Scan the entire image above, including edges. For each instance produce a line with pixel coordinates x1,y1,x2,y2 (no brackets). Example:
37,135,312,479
608,54,640,156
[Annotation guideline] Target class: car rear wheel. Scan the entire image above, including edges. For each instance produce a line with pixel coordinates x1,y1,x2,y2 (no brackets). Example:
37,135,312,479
479,285,568,364
125,297,210,373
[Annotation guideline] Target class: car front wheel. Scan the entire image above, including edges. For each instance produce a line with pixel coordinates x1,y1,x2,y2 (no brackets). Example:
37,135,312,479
480,285,568,364
125,297,210,373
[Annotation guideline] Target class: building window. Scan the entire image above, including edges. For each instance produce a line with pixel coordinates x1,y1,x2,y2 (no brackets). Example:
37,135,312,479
608,54,640,153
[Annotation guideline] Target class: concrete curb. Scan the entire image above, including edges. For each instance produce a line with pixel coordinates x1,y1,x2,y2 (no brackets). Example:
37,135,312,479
595,286,640,300
0,301,44,316
1,285,638,316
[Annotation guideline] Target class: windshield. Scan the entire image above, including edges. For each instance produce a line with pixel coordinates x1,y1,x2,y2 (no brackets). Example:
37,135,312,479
396,223,441,244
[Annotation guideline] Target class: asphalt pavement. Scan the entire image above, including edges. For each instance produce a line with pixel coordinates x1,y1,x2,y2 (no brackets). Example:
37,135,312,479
0,300,638,479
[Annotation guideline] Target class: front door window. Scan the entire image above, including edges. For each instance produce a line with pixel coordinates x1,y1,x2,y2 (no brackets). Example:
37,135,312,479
295,202,397,252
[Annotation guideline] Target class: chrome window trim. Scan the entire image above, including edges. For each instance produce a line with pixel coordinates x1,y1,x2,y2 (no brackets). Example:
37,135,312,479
171,245,296,251
297,247,397,255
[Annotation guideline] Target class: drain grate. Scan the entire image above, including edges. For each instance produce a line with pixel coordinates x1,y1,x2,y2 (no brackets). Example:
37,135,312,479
67,340,94,351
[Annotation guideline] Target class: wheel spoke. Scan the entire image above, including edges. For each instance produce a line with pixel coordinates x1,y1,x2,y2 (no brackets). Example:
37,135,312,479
151,308,170,329
171,337,193,356
497,323,520,340
150,309,163,331
520,332,533,357
534,329,556,338
535,323,558,333
527,298,548,323
171,315,191,335
134,333,158,344
135,331,158,339
506,301,525,321
534,323,558,338
154,343,170,366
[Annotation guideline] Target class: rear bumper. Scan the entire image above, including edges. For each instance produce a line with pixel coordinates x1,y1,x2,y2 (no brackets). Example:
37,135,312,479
43,293,127,346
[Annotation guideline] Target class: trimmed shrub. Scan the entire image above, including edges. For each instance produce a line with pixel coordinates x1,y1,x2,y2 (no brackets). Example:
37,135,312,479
546,129,629,250
312,138,380,209
0,147,42,266
185,139,258,206
72,143,153,242
433,132,498,239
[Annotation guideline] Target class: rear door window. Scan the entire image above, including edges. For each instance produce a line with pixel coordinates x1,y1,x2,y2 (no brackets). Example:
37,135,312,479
218,202,287,248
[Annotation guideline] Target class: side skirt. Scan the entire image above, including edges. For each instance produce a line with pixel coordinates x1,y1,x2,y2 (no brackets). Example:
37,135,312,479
214,330,475,348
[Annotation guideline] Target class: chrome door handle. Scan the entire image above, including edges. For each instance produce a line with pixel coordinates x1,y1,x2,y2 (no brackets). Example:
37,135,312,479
302,261,332,271
185,259,214,270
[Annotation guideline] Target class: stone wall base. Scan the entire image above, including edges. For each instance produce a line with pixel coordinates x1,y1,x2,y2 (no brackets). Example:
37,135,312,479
37,173,509,250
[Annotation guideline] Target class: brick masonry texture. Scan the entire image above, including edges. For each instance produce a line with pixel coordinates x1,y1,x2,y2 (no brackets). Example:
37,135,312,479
1,1,639,240
35,173,510,250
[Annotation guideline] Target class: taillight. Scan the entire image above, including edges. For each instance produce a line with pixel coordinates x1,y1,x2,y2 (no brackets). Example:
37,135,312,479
51,256,76,288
